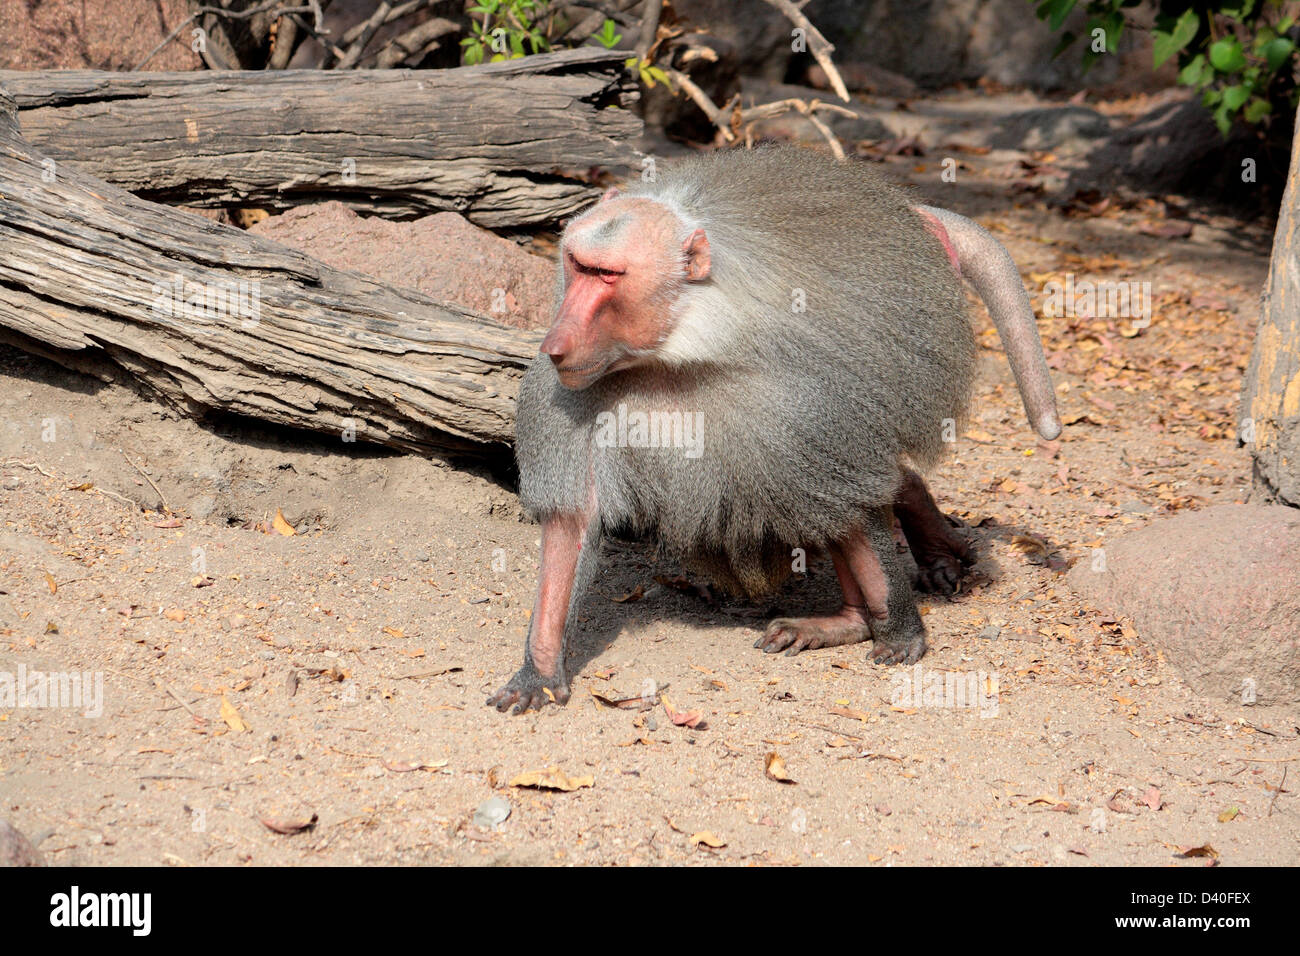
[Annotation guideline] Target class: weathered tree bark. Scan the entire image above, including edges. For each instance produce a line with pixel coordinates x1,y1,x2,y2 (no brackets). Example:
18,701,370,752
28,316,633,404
0,48,640,227
0,85,542,457
1241,117,1300,508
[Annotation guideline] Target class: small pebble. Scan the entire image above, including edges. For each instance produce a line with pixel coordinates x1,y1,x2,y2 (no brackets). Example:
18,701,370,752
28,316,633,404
473,796,511,830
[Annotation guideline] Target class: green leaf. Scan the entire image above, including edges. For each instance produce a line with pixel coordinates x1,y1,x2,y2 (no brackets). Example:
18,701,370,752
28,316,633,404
1178,53,1211,88
1035,0,1076,32
1244,98,1272,122
594,18,623,49
1222,84,1249,111
646,65,671,88
1209,37,1247,73
1263,37,1294,73
1153,9,1198,68
1213,103,1233,136
509,31,524,56
1050,29,1078,61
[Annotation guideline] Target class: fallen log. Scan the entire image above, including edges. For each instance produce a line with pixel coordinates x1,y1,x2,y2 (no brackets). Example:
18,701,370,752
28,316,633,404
0,48,641,227
0,85,543,457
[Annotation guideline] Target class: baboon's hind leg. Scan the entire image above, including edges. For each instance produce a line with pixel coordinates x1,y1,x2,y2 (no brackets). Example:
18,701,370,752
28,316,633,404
895,468,974,595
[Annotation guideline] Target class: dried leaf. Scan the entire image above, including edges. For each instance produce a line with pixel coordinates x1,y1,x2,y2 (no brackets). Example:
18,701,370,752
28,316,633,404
1012,534,1049,557
383,759,448,773
258,813,317,834
509,766,594,792
662,694,704,729
590,690,652,710
765,751,796,784
653,574,717,606
271,508,297,537
220,694,248,733
690,831,726,848
305,666,348,682
1029,795,1069,807
828,706,871,722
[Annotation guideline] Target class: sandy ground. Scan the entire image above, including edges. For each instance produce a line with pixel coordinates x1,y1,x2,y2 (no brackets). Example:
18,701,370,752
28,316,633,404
1,137,1297,867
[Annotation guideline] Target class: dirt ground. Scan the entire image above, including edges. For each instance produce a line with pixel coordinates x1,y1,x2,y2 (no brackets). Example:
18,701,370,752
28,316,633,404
2,117,1298,866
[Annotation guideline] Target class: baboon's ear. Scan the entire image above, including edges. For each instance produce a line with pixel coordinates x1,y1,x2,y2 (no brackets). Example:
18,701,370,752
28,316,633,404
601,187,620,202
682,229,711,281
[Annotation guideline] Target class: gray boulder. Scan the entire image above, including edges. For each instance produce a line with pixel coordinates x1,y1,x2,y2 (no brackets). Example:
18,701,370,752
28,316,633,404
250,203,554,329
988,106,1112,152
1068,504,1300,705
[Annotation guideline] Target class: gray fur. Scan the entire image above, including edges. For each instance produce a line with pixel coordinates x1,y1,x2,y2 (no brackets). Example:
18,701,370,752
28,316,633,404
517,145,985,598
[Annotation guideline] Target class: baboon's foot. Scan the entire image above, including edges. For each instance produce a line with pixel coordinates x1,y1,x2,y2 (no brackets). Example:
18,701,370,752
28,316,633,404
486,659,570,715
754,606,871,656
895,469,974,595
869,629,928,665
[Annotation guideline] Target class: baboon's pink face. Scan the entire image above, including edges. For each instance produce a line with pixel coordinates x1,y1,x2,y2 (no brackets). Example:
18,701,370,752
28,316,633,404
541,192,710,389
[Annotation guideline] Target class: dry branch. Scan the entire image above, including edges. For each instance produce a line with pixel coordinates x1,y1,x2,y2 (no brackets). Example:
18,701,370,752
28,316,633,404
2,48,641,227
759,0,850,103
0,86,542,456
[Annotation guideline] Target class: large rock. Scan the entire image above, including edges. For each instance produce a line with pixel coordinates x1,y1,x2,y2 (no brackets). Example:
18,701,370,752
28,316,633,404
674,0,1170,93
987,106,1112,152
1068,504,1300,705
250,203,554,329
805,0,1129,91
